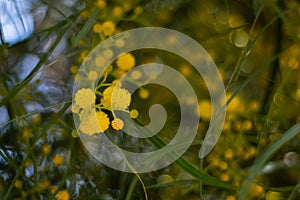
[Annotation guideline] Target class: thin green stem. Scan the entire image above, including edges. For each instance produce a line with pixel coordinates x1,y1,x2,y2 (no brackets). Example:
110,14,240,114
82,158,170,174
199,158,203,200
227,0,267,86
125,175,139,200
287,182,300,200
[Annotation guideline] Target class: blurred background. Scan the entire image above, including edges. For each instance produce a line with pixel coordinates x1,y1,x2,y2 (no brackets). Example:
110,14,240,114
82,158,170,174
0,0,300,199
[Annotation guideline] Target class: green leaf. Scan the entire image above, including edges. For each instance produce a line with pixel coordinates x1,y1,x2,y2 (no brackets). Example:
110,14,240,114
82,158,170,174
132,119,236,190
72,8,99,47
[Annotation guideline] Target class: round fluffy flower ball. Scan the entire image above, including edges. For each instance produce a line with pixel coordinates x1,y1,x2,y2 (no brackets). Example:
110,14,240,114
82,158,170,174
130,109,139,119
75,88,95,109
101,86,131,110
56,190,70,200
116,53,135,71
102,21,115,36
112,118,124,130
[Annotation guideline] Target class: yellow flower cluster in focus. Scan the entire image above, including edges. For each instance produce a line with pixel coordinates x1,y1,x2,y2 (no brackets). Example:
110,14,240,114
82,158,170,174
101,85,131,110
73,81,138,135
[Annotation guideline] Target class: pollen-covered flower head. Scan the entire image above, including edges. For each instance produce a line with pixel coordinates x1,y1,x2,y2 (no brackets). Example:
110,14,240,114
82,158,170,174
79,109,110,135
130,109,139,119
74,88,95,109
96,111,110,132
112,118,124,130
102,21,115,36
101,85,131,110
79,109,101,135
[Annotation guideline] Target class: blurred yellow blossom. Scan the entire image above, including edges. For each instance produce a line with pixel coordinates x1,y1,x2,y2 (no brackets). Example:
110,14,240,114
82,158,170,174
130,109,139,119
101,86,131,110
224,149,233,159
219,161,228,170
115,39,125,48
116,53,135,71
102,21,115,36
227,95,245,114
266,191,284,200
139,88,149,99
113,6,123,17
32,114,42,124
219,173,230,182
22,127,31,139
80,10,89,19
211,158,220,167
75,88,95,109
242,120,252,131
70,65,78,74
38,179,51,190
130,70,142,80
71,130,79,138
42,144,51,155
50,185,58,194
93,23,102,33
14,180,23,189
56,190,70,200
77,39,85,48
88,71,98,80
95,56,106,67
96,0,106,9
198,100,211,121
112,118,124,130
226,195,236,200
52,154,64,166
123,2,132,11
179,64,191,77
134,6,143,15
77,51,87,64
104,49,114,59
250,184,264,198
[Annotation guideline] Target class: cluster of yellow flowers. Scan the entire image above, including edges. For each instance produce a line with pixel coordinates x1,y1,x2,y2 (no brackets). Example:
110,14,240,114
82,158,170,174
101,85,131,110
71,39,143,136
73,85,138,135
